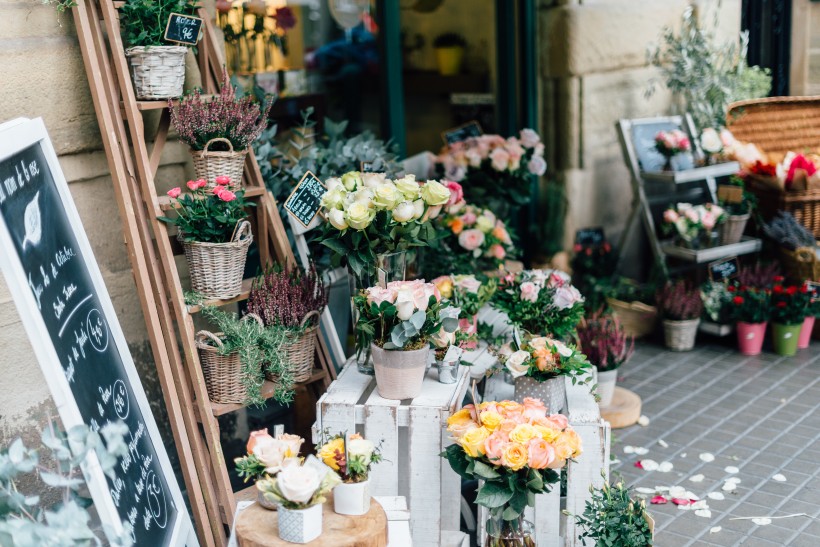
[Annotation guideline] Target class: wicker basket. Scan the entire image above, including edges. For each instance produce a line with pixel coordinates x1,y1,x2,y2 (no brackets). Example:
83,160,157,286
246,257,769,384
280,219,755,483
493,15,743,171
718,213,750,245
180,220,253,300
606,297,658,339
265,310,320,384
190,137,249,187
663,318,700,352
195,314,263,404
780,246,820,281
125,46,187,100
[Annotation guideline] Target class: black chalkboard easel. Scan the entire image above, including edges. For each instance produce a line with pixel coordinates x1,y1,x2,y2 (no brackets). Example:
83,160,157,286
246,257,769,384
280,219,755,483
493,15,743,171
708,256,740,282
163,13,203,46
575,226,606,246
284,171,326,227
442,120,483,146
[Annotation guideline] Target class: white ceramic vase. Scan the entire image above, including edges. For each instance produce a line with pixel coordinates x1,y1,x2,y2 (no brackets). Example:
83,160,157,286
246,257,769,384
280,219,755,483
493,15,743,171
596,369,618,407
278,503,322,544
333,480,371,516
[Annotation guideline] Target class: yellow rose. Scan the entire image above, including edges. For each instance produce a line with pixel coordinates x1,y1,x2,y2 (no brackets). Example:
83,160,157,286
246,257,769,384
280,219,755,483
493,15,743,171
394,175,421,200
345,202,375,230
479,411,503,432
509,423,538,444
475,215,495,233
434,277,454,299
372,182,401,210
341,171,363,191
447,408,477,440
556,429,583,459
500,442,529,471
420,180,451,206
533,425,560,443
318,438,344,470
458,426,490,458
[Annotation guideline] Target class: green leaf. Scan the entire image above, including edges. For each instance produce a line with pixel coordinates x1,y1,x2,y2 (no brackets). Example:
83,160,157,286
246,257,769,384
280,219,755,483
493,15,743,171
472,460,501,480
475,481,514,509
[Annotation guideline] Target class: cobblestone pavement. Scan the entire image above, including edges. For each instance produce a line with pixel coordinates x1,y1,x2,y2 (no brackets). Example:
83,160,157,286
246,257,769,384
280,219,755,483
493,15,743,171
611,337,820,546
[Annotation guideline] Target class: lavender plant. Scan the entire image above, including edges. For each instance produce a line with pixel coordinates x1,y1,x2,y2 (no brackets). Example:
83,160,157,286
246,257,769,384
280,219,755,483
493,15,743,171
246,263,328,330
655,280,703,321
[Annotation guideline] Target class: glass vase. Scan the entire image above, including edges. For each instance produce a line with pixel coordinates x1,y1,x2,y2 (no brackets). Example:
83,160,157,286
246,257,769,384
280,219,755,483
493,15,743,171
485,514,536,547
348,251,407,375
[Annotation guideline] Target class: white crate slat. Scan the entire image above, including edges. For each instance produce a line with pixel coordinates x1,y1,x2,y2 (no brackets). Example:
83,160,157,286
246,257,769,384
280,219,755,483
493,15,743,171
408,404,444,547
364,393,401,497
441,530,470,547
315,360,372,442
440,421,461,535
535,487,562,546
387,521,413,547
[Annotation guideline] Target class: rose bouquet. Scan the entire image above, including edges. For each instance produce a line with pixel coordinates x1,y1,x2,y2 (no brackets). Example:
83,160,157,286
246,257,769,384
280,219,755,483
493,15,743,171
442,398,582,546
491,270,585,340
654,130,690,161
159,177,252,243
433,275,497,348
662,202,726,248
435,129,547,219
235,429,305,483
502,336,592,384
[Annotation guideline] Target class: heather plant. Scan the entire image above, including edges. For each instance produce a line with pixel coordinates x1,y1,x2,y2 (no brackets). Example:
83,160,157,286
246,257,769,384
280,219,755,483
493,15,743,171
170,70,272,152
246,263,328,330
655,280,703,321
576,311,634,372
737,261,782,289
120,0,199,48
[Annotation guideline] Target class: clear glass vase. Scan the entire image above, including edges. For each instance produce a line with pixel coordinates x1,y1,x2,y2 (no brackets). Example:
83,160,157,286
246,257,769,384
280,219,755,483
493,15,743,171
485,514,536,547
348,251,407,375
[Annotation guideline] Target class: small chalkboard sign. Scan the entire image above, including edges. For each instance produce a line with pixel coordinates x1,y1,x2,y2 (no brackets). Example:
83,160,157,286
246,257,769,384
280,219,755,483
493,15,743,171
708,256,740,282
807,281,820,303
285,171,326,227
442,120,483,146
574,226,605,246
360,161,375,173
163,13,203,46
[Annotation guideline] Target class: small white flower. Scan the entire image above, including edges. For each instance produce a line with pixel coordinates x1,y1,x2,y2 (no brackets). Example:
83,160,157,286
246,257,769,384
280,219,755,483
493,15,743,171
505,350,531,378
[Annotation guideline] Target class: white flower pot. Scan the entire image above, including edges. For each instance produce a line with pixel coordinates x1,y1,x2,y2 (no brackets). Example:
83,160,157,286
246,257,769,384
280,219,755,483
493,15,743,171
333,480,371,516
596,369,618,407
278,503,322,544
663,318,700,351
513,375,566,414
371,344,429,400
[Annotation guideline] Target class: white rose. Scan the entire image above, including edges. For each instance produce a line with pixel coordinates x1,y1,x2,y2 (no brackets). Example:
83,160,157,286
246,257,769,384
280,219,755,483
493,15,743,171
341,172,362,192
700,128,723,154
550,340,573,358
277,433,304,458
420,180,451,206
252,437,289,474
506,350,531,378
395,175,421,200
411,199,425,220
394,288,416,320
361,172,387,189
327,209,349,230
475,215,495,233
347,439,375,465
392,201,416,223
321,186,347,210
276,465,321,505
373,182,401,210
431,327,456,349
351,188,375,206
346,202,375,230
325,177,342,191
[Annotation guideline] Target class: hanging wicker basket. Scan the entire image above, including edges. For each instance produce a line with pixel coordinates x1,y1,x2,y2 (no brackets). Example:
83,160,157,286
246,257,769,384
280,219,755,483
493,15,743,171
196,314,263,404
718,213,750,245
265,310,321,384
180,220,253,300
780,246,820,281
125,46,187,100
190,137,249,187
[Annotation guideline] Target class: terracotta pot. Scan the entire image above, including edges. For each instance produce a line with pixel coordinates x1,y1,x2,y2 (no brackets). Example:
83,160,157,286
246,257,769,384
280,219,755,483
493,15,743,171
371,344,429,400
736,321,767,356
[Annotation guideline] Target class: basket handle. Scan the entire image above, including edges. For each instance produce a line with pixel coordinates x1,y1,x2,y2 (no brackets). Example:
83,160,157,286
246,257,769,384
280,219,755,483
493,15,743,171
202,137,235,155
230,220,253,243
196,330,224,350
242,312,264,327
795,247,816,263
299,310,321,328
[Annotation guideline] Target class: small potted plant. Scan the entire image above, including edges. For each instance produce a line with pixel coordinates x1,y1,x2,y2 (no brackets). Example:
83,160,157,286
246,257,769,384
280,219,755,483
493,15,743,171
606,278,658,339
576,311,634,407
661,202,726,249
120,0,198,99
256,459,341,544
160,178,253,299
700,280,733,327
762,213,820,282
247,264,328,383
432,274,497,350
770,276,810,356
718,175,757,245
432,32,467,76
353,280,459,399
317,432,382,516
170,71,272,185
654,129,690,171
727,284,771,356
566,476,654,546
799,286,819,350
235,429,305,510
656,280,703,351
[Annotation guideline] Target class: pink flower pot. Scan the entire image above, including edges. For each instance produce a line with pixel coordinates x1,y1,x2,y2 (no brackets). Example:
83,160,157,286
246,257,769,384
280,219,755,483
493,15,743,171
458,315,478,350
736,321,767,356
798,316,816,349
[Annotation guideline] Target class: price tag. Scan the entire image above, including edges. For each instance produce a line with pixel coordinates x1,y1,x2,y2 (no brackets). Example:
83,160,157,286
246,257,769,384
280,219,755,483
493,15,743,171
708,256,740,282
284,171,326,227
442,120,483,146
443,345,463,363
163,13,203,46
717,184,744,204
574,226,605,246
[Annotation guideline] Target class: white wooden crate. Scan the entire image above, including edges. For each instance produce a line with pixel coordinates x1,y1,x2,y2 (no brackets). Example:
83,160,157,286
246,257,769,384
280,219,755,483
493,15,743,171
313,359,471,547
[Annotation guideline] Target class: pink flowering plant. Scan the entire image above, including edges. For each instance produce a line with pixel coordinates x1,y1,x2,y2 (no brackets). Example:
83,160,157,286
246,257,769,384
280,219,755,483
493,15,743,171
662,202,726,247
576,311,634,372
492,270,585,339
654,129,691,158
353,280,460,354
159,177,252,243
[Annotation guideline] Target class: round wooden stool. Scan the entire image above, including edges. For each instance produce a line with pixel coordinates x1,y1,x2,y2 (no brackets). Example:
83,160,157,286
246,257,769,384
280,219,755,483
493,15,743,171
600,387,642,429
235,495,388,547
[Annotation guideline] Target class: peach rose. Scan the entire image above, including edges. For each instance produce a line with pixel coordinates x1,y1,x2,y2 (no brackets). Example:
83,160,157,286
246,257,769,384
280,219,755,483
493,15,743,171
501,442,529,471
484,432,506,464
447,408,478,440
527,438,555,469
458,229,485,252
521,398,547,420
488,244,506,260
247,429,274,454
547,414,569,430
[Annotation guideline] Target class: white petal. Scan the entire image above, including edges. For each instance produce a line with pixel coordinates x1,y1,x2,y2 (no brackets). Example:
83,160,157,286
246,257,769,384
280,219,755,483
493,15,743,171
707,492,725,500
636,487,657,494
640,459,659,471
689,474,705,483
772,474,787,482
752,518,772,526
611,458,622,465
669,486,687,498
624,446,635,454
637,415,650,426
691,500,708,509
658,461,674,473
725,466,739,474
655,486,670,492
634,447,649,456
686,492,700,500
725,477,741,485
695,509,712,518
699,453,715,462
710,526,722,534
680,453,687,458
678,504,693,511
722,482,737,492
658,439,669,448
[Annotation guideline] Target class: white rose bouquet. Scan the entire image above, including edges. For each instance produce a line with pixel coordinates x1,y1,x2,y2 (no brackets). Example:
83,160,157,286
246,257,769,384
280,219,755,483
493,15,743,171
256,458,341,510
235,429,305,483
501,335,592,384
317,432,382,483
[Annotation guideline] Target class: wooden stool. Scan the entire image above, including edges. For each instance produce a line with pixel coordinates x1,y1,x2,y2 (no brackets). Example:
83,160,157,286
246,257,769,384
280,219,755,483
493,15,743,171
235,495,387,547
600,387,642,429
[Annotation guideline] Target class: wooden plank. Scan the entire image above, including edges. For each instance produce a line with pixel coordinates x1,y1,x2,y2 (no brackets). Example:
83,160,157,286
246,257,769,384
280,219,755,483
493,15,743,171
148,108,171,178
209,370,328,417
186,278,254,314
407,404,443,547
317,362,372,440
364,392,400,497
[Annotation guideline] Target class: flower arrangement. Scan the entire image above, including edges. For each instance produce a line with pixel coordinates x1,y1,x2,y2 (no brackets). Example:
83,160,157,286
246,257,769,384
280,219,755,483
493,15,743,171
502,336,592,383
567,476,653,547
770,277,810,326
317,433,382,483
256,459,341,511
700,280,733,323
654,130,690,159
120,0,198,47
727,284,771,324
655,281,703,321
492,270,585,339
433,275,497,349
317,172,452,277
576,311,634,372
159,177,251,243
435,129,547,218
170,70,272,153
442,398,581,544
247,263,327,330
662,202,725,248
235,429,305,483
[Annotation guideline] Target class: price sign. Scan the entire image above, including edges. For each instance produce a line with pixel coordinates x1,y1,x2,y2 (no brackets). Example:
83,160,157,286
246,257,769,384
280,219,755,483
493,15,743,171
284,171,326,227
442,120,483,146
574,226,605,246
717,184,744,204
708,256,740,282
807,281,820,303
163,13,203,46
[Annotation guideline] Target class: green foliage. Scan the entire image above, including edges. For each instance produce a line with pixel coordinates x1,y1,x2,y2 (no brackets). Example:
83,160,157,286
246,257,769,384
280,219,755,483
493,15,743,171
158,185,254,243
566,476,653,546
42,0,77,13
120,0,199,48
234,454,267,484
721,175,758,216
728,284,771,324
0,421,133,547
607,277,657,307
700,280,733,323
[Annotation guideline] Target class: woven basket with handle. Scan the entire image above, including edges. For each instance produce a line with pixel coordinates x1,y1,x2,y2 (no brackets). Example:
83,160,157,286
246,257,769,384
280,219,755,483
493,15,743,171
125,46,187,100
190,137,248,187
180,220,253,300
196,314,263,404
265,310,320,384
606,297,658,338
780,246,820,281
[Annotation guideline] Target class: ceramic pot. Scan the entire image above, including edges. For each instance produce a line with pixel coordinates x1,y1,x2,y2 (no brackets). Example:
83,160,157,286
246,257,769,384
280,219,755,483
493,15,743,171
596,369,618,407
371,344,428,400
772,322,802,356
513,375,566,414
435,46,464,75
663,318,700,351
736,321,767,356
333,480,370,516
278,503,322,544
798,316,816,349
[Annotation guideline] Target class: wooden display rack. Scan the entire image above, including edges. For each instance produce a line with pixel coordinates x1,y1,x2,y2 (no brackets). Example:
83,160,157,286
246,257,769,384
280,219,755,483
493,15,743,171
71,2,335,545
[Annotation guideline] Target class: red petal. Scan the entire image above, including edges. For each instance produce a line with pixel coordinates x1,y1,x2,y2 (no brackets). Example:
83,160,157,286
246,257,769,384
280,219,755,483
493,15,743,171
634,461,643,469
650,496,668,505
672,498,692,506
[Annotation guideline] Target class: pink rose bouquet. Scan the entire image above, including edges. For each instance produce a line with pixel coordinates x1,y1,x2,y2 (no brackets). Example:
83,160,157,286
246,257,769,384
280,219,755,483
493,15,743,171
432,274,498,348
654,129,690,158
661,202,726,248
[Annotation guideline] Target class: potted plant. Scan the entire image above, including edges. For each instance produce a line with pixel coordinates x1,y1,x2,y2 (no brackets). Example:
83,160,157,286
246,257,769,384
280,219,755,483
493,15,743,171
443,398,582,546
718,175,757,245
656,280,703,351
432,274,497,350
700,280,733,326
235,429,305,510
799,286,819,350
353,280,459,399
571,238,617,313
247,264,328,383
432,32,467,76
317,432,382,516
491,269,585,340
762,213,820,282
770,276,810,356
256,459,341,544
566,476,653,546
170,71,272,185
727,284,771,356
576,311,634,407
661,202,726,249
502,335,592,413
605,277,658,339
120,0,198,99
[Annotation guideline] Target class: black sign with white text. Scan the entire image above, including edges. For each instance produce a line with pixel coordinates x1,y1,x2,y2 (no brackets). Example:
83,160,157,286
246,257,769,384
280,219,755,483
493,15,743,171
285,171,326,227
164,13,203,46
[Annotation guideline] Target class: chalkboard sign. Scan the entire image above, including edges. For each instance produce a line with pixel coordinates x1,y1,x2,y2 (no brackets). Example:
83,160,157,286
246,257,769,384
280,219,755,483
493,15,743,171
0,119,196,546
708,256,740,282
442,120,483,146
163,13,203,46
285,171,326,228
807,281,820,303
574,226,605,246
631,120,694,173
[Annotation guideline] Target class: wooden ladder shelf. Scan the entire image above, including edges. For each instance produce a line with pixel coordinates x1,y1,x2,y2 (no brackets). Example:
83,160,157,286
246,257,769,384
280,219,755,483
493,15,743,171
72,2,335,545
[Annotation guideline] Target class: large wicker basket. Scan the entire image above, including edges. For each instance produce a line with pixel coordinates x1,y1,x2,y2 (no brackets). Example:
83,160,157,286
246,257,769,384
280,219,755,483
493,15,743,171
125,46,187,100
606,297,658,339
780,246,820,281
196,315,262,405
265,310,320,384
180,220,253,300
726,96,820,237
190,137,248,187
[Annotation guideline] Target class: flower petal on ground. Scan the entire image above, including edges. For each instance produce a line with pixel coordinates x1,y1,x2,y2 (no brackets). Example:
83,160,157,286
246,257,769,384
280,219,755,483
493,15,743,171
669,486,687,498
639,459,659,471
725,466,739,474
636,487,657,494
695,509,712,518
658,461,674,472
651,495,668,504
634,447,649,456
638,415,650,426
624,446,635,454
672,498,692,506
710,526,722,534
689,474,705,483
658,439,669,448
752,518,772,526
773,474,786,482
722,481,738,492
707,492,725,500
699,452,715,462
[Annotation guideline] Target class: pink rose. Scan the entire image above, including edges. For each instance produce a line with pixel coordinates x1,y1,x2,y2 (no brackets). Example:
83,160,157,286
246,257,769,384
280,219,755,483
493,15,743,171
490,148,511,172
506,142,525,162
527,438,555,470
465,149,483,167
458,229,485,252
519,128,541,148
213,185,225,197
521,397,547,420
456,277,482,293
444,181,464,206
215,175,232,186
663,209,679,223
246,428,274,453
528,155,547,176
685,209,699,222
702,211,716,230
461,211,477,226
488,244,506,260
519,281,539,303
186,180,199,191
412,286,431,311
484,433,506,464
546,413,569,430
720,129,736,147
219,189,237,202
367,287,396,307
166,187,181,198
553,285,583,310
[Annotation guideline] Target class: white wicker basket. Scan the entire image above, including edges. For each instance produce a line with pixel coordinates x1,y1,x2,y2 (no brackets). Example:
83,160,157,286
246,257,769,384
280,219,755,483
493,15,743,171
125,46,187,100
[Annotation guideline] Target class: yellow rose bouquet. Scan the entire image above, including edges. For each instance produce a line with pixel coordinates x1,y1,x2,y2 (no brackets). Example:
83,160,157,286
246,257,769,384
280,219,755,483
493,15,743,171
442,398,582,546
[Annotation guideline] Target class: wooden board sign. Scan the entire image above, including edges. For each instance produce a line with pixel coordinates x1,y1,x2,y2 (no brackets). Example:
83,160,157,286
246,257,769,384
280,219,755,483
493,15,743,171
284,171,326,227
807,281,820,303
717,184,744,204
574,226,605,246
708,256,740,282
0,118,196,546
442,120,483,146
163,13,203,46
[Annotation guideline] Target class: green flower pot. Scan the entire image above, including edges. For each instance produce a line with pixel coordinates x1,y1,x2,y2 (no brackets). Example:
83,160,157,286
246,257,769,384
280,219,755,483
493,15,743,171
772,322,802,356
